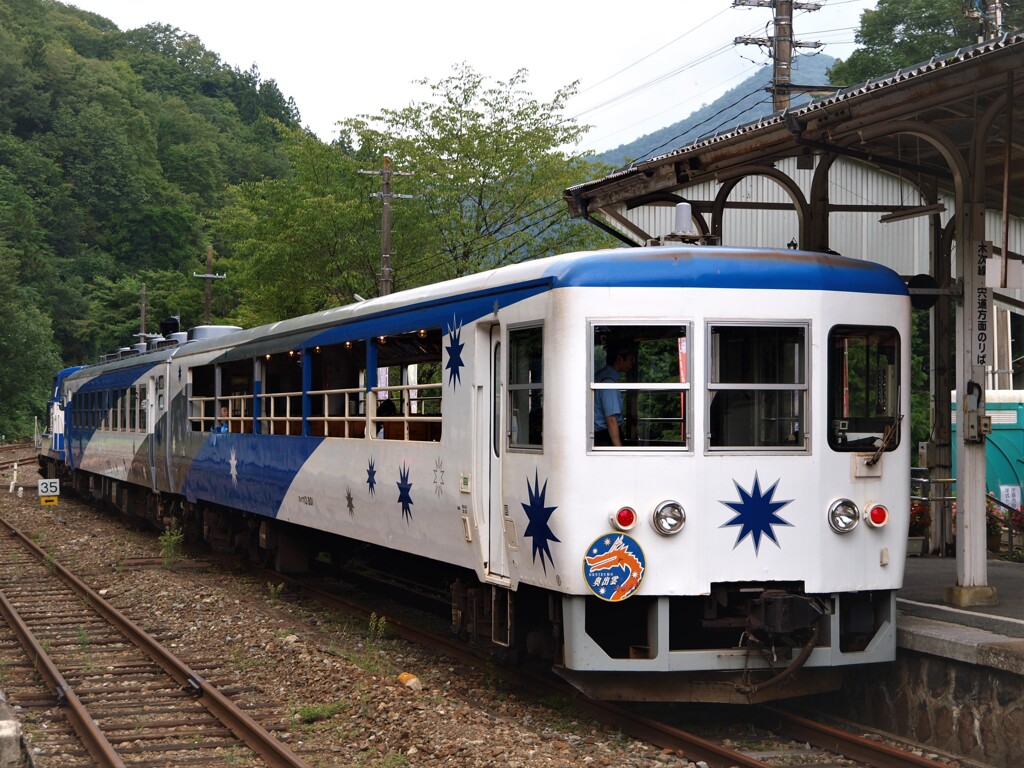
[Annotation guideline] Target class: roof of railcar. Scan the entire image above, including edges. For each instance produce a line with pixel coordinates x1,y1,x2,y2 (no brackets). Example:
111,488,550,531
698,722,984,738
71,246,907,378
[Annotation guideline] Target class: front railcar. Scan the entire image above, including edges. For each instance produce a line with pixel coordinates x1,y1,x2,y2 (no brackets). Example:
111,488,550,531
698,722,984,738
39,366,82,472
498,246,910,702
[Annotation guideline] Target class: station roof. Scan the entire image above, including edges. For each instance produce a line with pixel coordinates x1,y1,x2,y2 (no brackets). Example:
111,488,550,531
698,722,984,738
564,31,1024,225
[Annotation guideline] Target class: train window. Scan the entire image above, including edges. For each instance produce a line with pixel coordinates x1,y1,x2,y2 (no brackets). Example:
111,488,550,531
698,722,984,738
308,341,366,439
707,324,807,450
828,326,900,452
509,326,543,449
189,365,216,432
221,359,254,434
374,329,443,442
591,325,690,449
260,352,304,435
128,386,138,431
138,384,148,432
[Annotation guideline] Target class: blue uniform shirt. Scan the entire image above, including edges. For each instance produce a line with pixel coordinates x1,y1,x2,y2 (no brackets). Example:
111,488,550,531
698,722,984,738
594,364,622,432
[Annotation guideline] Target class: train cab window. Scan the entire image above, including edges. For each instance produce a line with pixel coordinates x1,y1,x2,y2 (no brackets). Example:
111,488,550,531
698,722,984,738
828,326,900,452
707,324,807,450
591,325,690,449
509,326,543,449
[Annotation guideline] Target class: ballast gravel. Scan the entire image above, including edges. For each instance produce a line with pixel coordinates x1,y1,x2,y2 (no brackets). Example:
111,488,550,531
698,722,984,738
0,476,699,768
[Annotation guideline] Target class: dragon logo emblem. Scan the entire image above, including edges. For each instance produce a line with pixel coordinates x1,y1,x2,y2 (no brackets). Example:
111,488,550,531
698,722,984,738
583,533,646,602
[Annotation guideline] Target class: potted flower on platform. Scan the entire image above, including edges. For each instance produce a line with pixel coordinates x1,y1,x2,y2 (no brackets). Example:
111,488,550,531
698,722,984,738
908,502,931,556
985,494,1004,553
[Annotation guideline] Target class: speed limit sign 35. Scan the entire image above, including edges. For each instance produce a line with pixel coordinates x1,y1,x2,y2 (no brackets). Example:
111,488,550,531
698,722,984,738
38,478,60,505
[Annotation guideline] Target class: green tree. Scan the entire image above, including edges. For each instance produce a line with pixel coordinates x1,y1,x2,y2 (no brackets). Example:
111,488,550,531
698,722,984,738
0,248,60,440
216,128,380,326
340,64,614,284
829,0,1024,85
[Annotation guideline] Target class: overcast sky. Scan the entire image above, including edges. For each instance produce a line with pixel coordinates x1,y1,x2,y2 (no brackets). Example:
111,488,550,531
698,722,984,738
68,0,877,153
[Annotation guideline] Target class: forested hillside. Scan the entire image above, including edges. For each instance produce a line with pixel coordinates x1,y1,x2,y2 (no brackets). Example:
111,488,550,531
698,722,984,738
0,0,302,437
0,0,611,439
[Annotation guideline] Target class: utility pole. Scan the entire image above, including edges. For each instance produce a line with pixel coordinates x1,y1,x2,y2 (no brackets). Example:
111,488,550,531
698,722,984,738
360,156,412,297
192,245,226,325
734,0,824,112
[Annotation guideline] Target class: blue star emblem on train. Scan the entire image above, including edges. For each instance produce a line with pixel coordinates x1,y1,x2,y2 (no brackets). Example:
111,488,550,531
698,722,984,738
583,533,645,602
521,470,559,573
396,463,414,522
445,314,465,387
720,473,793,554
366,457,377,497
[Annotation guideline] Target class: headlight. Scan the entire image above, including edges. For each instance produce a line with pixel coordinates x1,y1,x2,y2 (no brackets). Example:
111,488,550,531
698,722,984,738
828,498,860,533
652,500,685,535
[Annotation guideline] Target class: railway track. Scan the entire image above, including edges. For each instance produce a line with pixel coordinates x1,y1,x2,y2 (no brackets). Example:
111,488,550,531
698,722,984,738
0,516,310,767
277,572,964,768
0,484,977,767
0,443,35,472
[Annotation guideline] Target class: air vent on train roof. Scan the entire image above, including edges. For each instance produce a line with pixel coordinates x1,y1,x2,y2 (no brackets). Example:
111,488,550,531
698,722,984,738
188,325,242,342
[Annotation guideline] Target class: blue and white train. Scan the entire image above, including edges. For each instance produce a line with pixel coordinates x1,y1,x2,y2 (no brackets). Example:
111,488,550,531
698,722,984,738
40,244,910,702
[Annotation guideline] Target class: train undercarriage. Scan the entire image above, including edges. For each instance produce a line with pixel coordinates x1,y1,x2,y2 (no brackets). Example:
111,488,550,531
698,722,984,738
42,459,895,704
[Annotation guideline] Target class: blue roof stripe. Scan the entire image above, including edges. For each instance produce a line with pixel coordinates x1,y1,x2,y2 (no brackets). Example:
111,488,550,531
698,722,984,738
542,248,909,295
77,362,160,393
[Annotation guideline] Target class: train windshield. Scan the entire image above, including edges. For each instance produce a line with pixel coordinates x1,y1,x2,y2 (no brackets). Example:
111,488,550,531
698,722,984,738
707,323,807,450
828,326,900,452
591,324,690,449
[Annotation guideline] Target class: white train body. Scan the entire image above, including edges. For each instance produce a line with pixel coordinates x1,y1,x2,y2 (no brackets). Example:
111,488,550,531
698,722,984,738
42,245,910,701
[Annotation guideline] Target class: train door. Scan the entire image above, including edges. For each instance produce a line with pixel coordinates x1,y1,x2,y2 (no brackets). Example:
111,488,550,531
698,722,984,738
484,323,510,580
147,374,158,491
152,365,172,491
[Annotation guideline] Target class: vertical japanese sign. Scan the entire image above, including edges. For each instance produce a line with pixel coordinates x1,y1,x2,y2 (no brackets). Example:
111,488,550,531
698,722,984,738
975,241,992,367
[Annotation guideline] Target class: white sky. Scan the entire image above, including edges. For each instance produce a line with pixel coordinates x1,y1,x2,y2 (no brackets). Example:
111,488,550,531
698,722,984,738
68,0,877,153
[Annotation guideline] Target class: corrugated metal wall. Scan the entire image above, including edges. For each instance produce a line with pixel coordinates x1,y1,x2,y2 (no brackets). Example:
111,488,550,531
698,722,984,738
606,157,1024,285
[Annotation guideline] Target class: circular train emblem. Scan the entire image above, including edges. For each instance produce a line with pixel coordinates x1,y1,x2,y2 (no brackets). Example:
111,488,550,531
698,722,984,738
583,533,646,602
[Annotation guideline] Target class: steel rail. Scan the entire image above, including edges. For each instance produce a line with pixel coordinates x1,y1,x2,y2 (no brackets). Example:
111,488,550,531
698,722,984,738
755,707,951,768
0,587,126,767
282,573,776,768
0,517,312,768
289,570,961,768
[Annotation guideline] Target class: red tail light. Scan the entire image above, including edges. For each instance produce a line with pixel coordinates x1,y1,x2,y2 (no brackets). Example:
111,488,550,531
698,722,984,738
866,504,889,528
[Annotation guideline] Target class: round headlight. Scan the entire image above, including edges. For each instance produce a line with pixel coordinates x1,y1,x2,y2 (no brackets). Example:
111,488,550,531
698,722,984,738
828,498,860,534
652,500,685,535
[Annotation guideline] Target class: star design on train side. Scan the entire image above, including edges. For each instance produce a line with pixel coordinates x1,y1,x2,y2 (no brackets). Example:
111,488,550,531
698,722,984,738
229,448,238,487
445,315,465,387
346,487,355,515
366,457,377,497
397,463,414,522
433,457,445,497
720,473,793,554
522,470,559,574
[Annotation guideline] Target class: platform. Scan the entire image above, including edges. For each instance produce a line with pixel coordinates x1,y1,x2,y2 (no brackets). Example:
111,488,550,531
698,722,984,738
897,555,1024,672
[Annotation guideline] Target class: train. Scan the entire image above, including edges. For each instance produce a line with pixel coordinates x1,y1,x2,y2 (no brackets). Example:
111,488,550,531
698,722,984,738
39,243,911,703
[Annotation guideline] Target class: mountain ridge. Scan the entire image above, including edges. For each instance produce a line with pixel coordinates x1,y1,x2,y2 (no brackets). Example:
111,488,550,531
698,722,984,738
594,54,835,168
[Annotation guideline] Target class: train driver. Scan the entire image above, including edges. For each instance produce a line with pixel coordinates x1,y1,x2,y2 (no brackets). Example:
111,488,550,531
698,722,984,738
593,340,634,447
